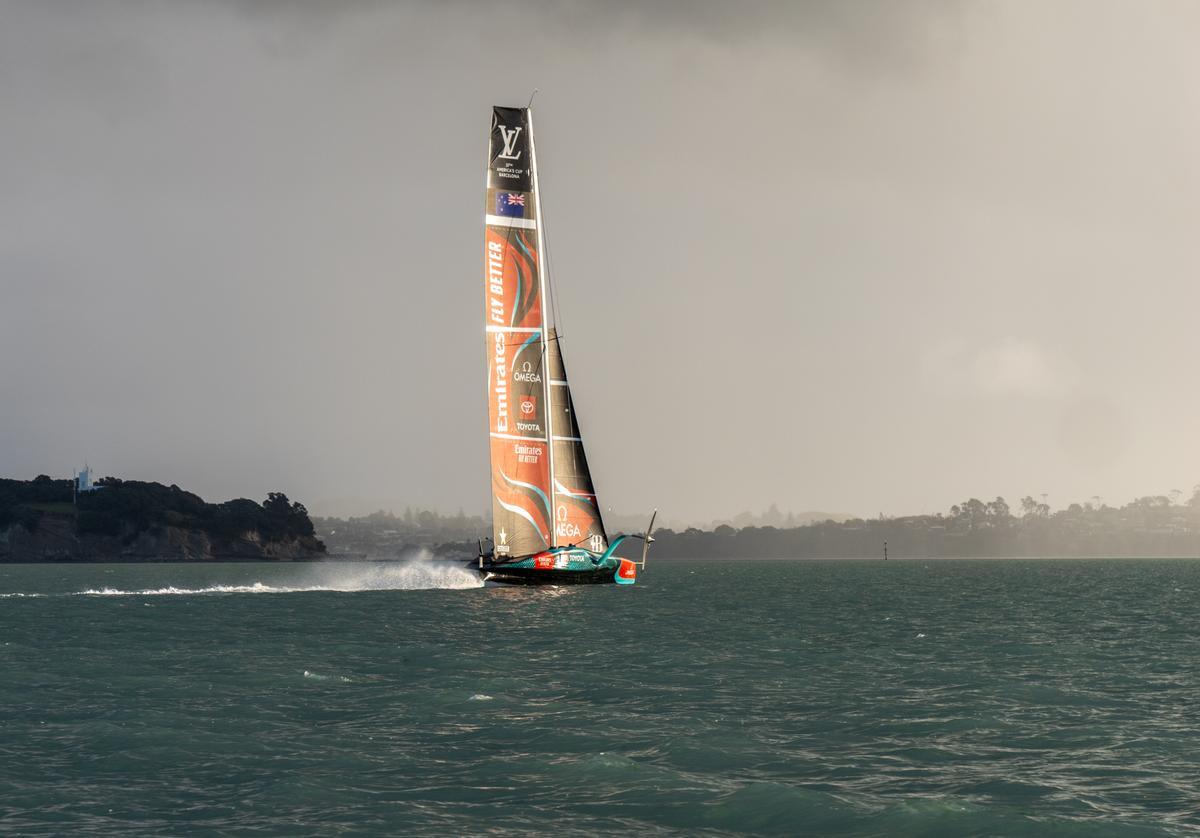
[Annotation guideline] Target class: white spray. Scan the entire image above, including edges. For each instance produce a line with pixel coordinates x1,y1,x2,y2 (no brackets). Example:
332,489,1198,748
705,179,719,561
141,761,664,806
73,551,483,596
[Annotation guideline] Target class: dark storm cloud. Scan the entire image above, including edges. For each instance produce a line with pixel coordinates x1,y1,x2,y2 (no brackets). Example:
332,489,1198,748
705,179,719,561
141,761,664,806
223,0,962,69
511,0,960,54
1,0,1197,522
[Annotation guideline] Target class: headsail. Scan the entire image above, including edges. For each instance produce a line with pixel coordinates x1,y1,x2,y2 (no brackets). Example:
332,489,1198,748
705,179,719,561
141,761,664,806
546,328,608,553
484,106,553,558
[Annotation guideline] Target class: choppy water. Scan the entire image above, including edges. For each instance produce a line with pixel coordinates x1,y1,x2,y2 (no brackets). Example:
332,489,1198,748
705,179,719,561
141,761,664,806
2,558,1200,836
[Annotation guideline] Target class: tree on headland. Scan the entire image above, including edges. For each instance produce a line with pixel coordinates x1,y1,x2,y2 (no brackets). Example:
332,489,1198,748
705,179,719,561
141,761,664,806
0,478,322,551
1021,495,1050,518
987,497,1011,524
261,492,315,538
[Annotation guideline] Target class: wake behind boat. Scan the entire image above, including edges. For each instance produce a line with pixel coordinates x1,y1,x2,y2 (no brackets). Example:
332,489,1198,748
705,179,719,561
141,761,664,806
475,105,653,586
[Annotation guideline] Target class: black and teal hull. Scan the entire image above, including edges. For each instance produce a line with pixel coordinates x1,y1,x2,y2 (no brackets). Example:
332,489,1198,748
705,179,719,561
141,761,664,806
474,541,638,586
480,563,618,586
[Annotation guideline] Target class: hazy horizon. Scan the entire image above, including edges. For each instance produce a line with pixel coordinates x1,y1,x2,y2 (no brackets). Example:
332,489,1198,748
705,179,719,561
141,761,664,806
3,1,1198,521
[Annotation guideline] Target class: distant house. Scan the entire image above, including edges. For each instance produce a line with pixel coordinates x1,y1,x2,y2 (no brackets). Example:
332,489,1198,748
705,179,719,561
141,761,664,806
75,465,103,495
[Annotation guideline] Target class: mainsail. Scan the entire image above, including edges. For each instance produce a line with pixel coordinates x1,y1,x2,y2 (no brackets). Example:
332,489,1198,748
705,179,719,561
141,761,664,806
483,106,607,557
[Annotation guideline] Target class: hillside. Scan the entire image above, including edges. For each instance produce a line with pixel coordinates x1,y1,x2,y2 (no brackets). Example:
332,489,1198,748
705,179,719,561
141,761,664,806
0,476,326,562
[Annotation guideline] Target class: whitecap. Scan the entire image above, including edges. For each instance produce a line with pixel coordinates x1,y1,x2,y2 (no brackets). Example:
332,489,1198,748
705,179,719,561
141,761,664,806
304,670,350,683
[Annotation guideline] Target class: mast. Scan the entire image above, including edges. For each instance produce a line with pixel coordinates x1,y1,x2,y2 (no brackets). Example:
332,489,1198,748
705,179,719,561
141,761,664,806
527,108,558,547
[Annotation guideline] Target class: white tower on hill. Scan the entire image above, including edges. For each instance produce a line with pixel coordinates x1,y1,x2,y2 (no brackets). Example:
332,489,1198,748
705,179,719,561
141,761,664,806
76,464,99,494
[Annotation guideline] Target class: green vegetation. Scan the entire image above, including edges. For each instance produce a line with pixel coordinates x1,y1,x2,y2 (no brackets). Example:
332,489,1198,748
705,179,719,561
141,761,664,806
650,490,1200,559
0,476,320,548
316,489,1200,560
0,476,71,532
312,508,489,556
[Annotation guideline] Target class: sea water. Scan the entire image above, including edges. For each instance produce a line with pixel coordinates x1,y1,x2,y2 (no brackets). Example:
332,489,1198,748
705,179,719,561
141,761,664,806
2,558,1199,836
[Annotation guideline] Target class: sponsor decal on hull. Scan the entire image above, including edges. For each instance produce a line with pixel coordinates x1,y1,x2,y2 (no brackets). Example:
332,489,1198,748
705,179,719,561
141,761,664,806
528,550,596,572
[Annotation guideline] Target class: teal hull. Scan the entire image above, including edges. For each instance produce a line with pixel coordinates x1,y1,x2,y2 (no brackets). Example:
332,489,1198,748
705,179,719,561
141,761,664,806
475,541,637,586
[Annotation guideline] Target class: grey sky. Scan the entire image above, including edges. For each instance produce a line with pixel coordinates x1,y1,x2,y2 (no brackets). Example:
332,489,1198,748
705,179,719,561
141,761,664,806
2,0,1197,522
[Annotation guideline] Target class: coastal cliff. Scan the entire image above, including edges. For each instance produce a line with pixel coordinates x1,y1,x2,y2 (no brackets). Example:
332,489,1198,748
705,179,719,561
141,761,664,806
0,476,325,562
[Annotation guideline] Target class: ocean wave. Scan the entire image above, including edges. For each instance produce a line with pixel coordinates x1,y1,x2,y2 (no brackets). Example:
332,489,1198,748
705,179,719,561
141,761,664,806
303,670,351,683
4,559,1200,835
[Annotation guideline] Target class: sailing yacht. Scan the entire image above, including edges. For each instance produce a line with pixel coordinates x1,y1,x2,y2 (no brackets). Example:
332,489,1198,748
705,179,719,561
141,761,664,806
476,105,653,585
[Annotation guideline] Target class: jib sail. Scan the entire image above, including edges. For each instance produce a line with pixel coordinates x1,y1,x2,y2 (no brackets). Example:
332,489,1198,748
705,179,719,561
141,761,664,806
483,106,607,558
547,327,608,553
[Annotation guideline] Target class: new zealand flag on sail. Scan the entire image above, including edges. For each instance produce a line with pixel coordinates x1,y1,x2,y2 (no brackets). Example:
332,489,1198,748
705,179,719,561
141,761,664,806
495,191,528,218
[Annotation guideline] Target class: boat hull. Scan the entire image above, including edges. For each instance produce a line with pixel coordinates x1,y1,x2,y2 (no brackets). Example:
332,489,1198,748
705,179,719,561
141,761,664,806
473,545,637,586
479,564,618,586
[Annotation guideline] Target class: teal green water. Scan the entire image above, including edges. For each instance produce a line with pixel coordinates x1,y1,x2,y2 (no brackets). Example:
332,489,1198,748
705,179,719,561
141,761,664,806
2,559,1199,836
